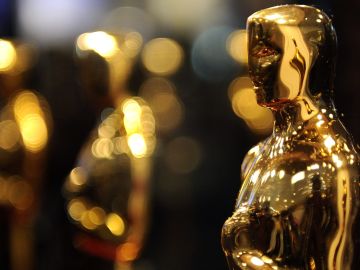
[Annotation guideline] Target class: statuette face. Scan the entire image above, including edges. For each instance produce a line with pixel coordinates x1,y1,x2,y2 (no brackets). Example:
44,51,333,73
222,5,360,270
247,5,336,108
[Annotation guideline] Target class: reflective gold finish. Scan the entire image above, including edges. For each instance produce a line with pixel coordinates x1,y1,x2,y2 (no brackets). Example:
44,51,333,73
222,5,360,270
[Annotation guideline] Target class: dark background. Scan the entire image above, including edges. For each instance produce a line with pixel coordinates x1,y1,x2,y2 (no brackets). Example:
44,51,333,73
0,0,359,269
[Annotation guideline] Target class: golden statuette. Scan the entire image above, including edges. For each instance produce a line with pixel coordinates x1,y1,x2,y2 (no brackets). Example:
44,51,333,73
222,5,360,270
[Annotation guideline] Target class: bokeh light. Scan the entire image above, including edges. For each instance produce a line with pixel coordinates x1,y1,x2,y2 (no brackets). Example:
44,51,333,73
68,198,87,221
226,29,248,65
0,120,21,151
77,31,118,59
13,91,49,153
69,167,87,186
117,242,139,262
8,178,34,210
106,213,125,236
228,77,273,134
91,138,114,159
0,39,17,72
142,38,183,76
121,98,156,158
140,78,183,133
88,207,106,226
127,134,147,158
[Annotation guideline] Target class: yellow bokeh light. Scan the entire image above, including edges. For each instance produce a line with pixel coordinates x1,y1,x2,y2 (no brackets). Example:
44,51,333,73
69,167,87,186
122,32,143,58
98,123,116,139
8,180,34,210
229,77,273,134
80,211,98,230
142,38,183,76
68,199,87,221
0,120,20,151
77,31,118,59
0,39,17,72
127,133,147,158
13,91,48,153
226,30,248,64
121,97,156,157
18,114,48,153
91,138,114,159
88,207,106,226
106,213,125,236
13,91,41,120
122,99,142,134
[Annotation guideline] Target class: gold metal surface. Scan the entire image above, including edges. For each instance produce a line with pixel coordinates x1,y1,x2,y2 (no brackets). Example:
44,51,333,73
222,5,360,270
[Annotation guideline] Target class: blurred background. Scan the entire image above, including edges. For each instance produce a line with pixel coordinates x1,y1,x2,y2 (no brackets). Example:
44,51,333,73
0,0,359,270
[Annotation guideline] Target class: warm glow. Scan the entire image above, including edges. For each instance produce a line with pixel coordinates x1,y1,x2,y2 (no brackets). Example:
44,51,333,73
0,120,21,151
332,154,343,168
0,39,17,71
106,213,125,236
121,98,156,157
77,31,118,58
308,164,320,171
91,138,114,159
98,123,116,139
117,242,139,262
227,30,248,64
8,180,34,210
68,199,86,221
291,171,305,184
142,38,183,76
88,207,106,226
250,256,265,267
122,32,143,57
229,77,273,134
80,211,98,230
13,91,48,153
127,133,147,158
122,99,142,134
69,167,87,186
18,114,48,153
324,135,336,151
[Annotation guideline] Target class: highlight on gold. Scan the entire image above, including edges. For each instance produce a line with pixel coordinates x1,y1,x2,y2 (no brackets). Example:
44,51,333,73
228,77,273,134
141,38,184,76
12,90,49,153
222,5,360,270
